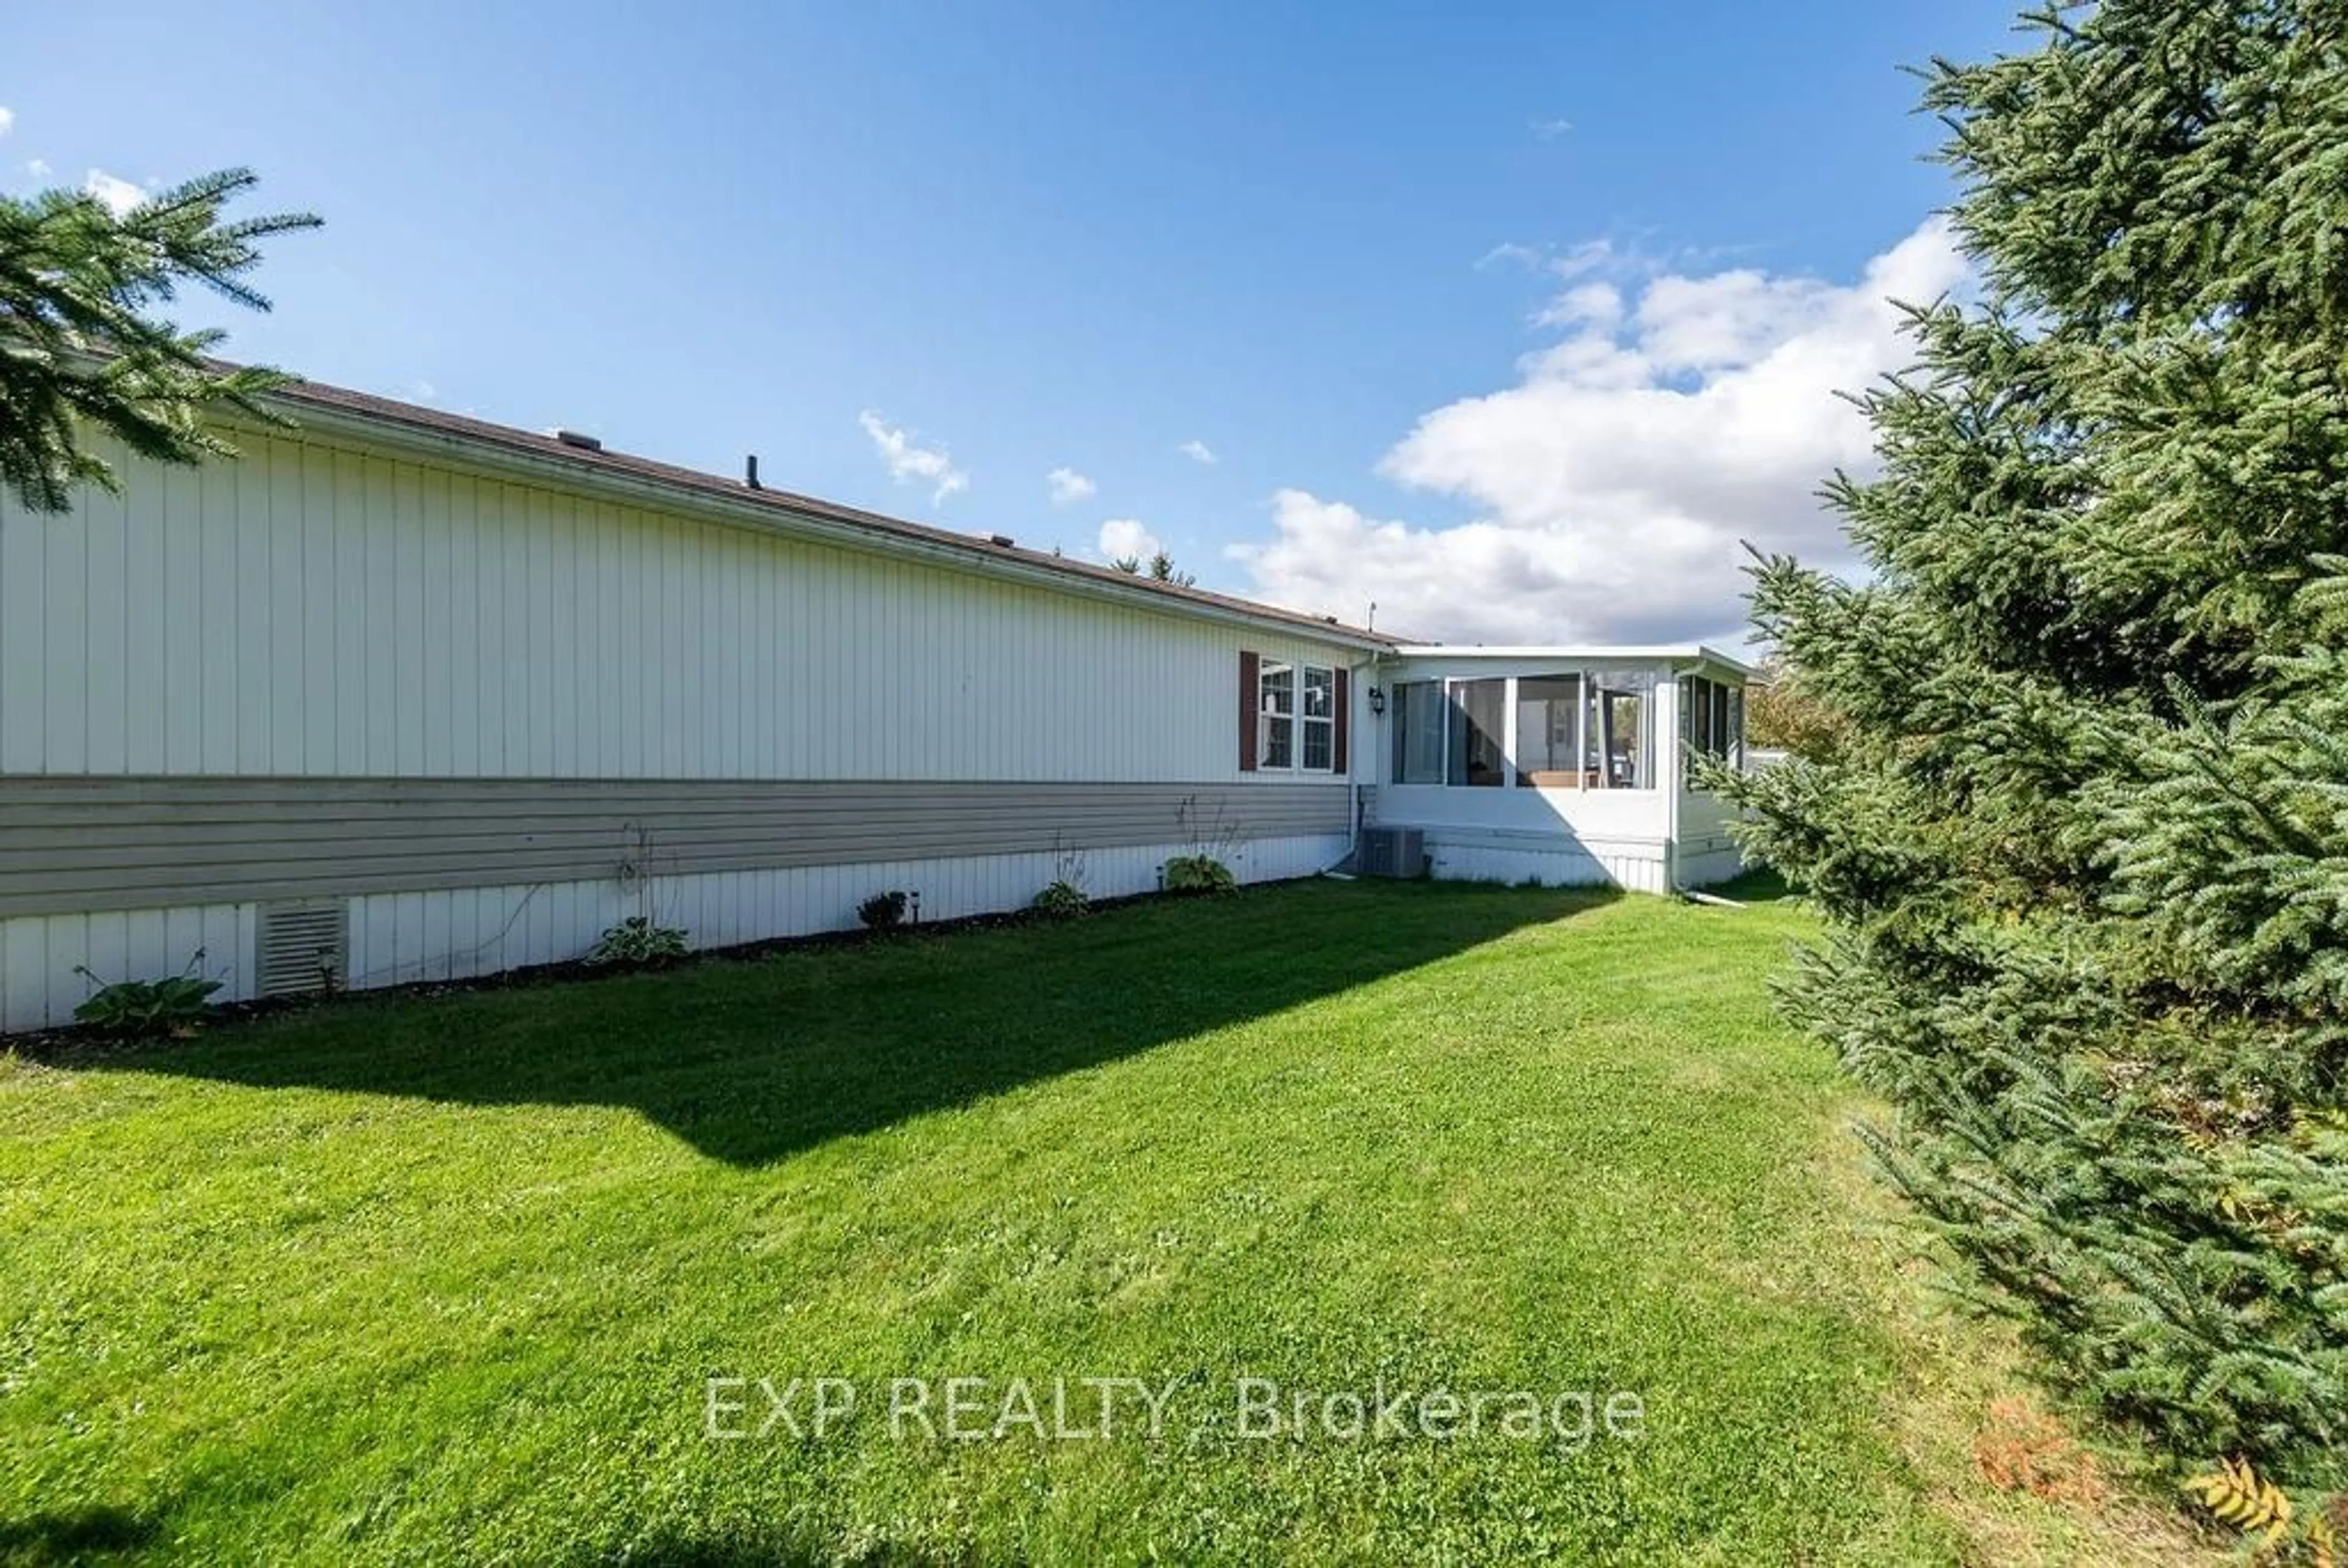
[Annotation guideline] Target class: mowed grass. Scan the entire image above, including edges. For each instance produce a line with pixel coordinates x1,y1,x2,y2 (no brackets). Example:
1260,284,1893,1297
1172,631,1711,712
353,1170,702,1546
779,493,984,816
0,879,2193,1564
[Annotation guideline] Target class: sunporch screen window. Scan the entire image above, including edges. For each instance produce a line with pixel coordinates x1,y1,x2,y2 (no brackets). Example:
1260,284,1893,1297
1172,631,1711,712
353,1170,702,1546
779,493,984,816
1258,661,1296,769
1449,678,1507,787
1682,675,1746,772
1392,681,1445,784
1586,672,1654,789
1301,666,1335,771
1513,675,1584,787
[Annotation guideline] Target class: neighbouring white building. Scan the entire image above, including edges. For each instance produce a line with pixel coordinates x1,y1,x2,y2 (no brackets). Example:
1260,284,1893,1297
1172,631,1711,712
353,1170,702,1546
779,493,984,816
0,377,1748,1030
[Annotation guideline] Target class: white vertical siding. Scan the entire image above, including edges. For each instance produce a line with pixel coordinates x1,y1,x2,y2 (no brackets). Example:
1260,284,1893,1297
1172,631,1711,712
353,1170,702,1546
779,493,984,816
0,901,259,1033
1422,838,1670,894
0,831,1349,1031
0,432,1361,784
341,831,1348,995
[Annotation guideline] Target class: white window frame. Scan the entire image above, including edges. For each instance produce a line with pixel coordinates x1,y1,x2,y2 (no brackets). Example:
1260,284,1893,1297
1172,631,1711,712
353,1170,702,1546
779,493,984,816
1584,671,1656,790
1681,674,1745,775
1391,669,1666,791
1300,664,1335,773
1257,660,1296,771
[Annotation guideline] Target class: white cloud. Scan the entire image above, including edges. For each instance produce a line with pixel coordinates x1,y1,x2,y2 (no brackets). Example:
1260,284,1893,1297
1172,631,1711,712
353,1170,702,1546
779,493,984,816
1177,440,1217,466
26,158,50,180
83,168,144,216
1529,116,1574,141
1477,241,1545,271
1046,466,1095,505
1534,281,1622,332
1228,217,1967,644
1096,518,1162,563
0,108,15,138
857,410,969,505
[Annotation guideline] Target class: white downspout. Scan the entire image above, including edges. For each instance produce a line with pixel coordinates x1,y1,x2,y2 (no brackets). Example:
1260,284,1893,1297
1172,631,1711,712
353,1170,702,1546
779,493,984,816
1664,670,1686,897
1322,652,1390,876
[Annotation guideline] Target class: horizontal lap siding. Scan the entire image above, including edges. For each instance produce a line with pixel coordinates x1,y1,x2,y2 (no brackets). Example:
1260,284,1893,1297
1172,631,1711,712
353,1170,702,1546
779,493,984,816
0,776,1351,916
0,429,1370,1028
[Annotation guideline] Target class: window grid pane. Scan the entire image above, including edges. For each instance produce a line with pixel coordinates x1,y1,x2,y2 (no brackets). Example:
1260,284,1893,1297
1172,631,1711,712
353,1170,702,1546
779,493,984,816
1260,663,1295,769
1302,666,1334,718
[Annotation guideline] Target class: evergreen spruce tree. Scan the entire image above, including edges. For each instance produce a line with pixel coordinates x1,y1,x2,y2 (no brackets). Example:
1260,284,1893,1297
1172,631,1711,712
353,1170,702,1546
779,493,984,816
0,167,319,513
1146,550,1198,588
1726,1,2347,1486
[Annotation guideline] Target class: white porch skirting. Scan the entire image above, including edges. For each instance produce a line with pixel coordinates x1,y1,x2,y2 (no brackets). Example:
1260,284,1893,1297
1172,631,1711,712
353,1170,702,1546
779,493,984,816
1392,824,1746,896
0,831,1351,1032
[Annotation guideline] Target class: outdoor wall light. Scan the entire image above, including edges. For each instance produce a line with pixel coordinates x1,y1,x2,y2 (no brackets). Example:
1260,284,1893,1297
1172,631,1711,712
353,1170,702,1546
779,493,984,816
1368,686,1387,717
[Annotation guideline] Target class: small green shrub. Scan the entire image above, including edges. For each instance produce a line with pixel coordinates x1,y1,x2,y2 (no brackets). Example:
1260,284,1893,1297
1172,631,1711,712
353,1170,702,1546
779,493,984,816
72,951,223,1037
1032,878,1089,918
858,891,909,930
1162,855,1236,894
587,916,689,967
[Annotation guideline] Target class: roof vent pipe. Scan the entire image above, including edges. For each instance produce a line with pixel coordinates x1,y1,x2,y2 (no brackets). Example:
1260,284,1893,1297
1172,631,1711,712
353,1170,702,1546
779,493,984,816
746,454,761,490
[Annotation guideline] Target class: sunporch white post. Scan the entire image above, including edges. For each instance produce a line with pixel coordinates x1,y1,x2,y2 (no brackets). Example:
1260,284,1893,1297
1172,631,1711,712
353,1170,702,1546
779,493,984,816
1501,676,1519,788
1575,670,1588,791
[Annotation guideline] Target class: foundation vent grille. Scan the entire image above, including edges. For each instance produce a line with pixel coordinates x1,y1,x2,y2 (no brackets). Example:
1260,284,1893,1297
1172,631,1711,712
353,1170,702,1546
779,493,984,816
257,901,349,998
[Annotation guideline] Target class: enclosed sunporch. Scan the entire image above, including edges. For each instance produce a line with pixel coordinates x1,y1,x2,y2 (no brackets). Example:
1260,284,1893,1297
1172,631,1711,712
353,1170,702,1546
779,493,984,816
1360,646,1754,893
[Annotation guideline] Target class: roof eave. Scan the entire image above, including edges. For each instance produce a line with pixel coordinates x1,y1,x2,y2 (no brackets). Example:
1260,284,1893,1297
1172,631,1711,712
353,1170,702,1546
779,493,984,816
229,382,1395,654
1390,643,1755,675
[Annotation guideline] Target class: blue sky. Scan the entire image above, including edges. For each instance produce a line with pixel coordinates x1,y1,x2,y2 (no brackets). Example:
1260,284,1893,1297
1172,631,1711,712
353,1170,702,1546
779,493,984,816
10,1,2020,644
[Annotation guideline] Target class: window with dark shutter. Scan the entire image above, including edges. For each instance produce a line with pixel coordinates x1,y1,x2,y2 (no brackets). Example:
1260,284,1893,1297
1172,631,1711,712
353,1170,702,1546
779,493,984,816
1239,651,1260,771
1332,669,1350,773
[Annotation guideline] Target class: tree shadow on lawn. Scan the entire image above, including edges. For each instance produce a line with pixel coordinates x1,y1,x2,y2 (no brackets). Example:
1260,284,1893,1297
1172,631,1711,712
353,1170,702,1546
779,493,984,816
79,880,1616,1167
554,1523,964,1568
0,1504,160,1565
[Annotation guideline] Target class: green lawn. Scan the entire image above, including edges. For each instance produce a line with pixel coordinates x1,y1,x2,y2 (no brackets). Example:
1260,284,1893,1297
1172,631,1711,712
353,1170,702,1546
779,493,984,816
0,880,2194,1564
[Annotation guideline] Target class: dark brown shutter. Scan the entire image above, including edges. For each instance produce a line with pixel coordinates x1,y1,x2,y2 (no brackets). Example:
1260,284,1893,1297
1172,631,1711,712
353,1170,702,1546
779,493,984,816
1238,651,1260,771
1332,668,1350,773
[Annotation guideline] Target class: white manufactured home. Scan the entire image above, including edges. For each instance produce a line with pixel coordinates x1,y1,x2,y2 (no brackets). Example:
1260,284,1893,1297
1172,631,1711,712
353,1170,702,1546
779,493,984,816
0,379,1748,1030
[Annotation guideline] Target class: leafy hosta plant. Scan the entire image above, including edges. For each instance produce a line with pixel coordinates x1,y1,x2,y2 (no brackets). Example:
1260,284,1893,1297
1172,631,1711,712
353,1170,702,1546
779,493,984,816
586,916,688,968
1162,855,1235,894
1032,878,1089,918
72,951,223,1037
